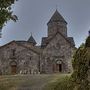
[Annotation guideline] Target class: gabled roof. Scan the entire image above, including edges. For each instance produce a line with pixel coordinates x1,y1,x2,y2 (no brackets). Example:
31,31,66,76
0,40,40,54
41,31,75,48
15,41,41,54
47,10,67,25
16,41,27,44
28,35,37,45
0,40,17,49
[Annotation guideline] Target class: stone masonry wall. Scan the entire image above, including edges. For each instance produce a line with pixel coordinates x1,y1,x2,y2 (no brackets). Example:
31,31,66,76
0,42,40,75
41,33,73,73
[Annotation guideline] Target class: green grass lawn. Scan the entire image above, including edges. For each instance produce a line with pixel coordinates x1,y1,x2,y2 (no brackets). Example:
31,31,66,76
43,74,73,90
0,75,26,90
0,74,72,90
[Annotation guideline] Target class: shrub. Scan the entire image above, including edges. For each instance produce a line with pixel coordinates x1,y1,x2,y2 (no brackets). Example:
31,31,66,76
85,36,90,47
71,36,90,90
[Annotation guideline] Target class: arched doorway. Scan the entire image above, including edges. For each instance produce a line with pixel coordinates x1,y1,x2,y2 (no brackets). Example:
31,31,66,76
53,60,62,73
10,61,17,75
58,64,62,72
56,60,62,72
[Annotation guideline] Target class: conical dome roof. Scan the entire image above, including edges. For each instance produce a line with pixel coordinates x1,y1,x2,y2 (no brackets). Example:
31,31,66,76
28,35,37,45
47,10,67,24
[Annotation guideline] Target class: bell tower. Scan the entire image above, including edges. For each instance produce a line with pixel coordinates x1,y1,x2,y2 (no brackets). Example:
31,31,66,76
47,10,67,38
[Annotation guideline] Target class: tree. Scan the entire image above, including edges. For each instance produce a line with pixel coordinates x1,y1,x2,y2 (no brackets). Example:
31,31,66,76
71,35,90,90
0,0,18,37
85,36,90,47
79,43,85,49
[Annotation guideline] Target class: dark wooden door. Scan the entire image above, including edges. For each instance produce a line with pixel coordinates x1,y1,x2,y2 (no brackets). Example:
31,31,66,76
56,64,62,72
59,64,62,72
11,65,17,75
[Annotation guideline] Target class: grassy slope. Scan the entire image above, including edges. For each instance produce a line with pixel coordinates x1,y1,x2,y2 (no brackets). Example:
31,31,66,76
43,74,73,90
0,74,70,90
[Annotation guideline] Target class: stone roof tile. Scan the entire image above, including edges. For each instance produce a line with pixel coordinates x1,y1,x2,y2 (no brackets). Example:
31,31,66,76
28,35,37,45
47,10,67,25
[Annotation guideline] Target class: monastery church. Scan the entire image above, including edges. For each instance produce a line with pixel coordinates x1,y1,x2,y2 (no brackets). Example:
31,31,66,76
0,10,75,75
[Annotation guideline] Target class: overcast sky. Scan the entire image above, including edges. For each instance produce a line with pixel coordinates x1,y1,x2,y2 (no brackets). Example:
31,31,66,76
0,0,90,47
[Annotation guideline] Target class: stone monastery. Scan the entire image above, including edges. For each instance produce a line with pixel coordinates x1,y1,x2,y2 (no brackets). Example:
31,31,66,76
0,10,75,75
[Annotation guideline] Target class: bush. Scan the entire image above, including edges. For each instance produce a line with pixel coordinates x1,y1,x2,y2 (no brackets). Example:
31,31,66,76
71,36,90,90
54,76,74,90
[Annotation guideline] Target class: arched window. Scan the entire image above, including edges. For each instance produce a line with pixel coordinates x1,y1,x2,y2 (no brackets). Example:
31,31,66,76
11,49,16,56
30,57,32,60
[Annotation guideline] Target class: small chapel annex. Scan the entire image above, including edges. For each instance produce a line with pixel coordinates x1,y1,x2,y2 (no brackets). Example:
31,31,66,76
0,10,75,75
